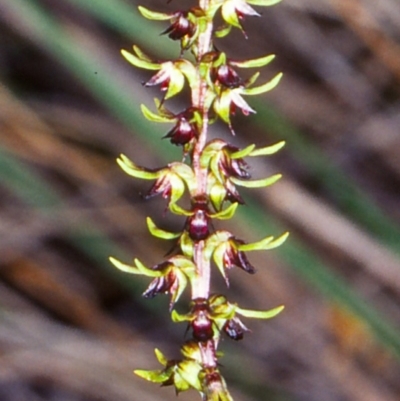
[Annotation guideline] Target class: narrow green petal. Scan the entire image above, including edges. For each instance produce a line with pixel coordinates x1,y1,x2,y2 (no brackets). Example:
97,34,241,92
116,155,159,179
231,173,282,188
132,45,155,63
249,141,285,156
243,72,283,96
239,232,289,251
171,310,191,323
121,49,160,70
134,369,170,383
231,144,256,159
141,104,173,123
109,256,140,274
247,0,282,6
231,54,275,69
169,203,192,216
215,24,232,38
154,348,168,366
236,305,285,319
138,5,173,20
210,202,238,220
146,217,181,239
134,258,164,277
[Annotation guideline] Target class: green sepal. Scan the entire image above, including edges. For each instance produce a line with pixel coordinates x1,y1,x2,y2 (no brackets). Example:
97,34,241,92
236,305,285,319
247,0,282,6
247,73,261,90
180,232,194,258
231,173,282,188
213,90,232,125
171,310,191,323
214,52,227,67
231,144,256,159
121,48,160,70
140,104,173,123
178,361,202,391
170,163,196,193
132,45,154,63
243,73,283,96
221,1,241,29
170,203,193,216
176,60,197,89
200,140,225,169
209,180,227,211
165,67,185,100
249,141,285,156
170,256,197,280
231,54,275,69
154,348,168,366
109,256,141,275
210,154,223,183
170,269,188,306
146,217,181,240
173,372,190,393
135,258,165,277
215,24,232,38
138,5,172,20
212,242,230,286
181,342,202,361
168,173,186,205
109,257,163,277
116,155,159,179
205,230,231,262
238,231,289,251
210,202,238,220
134,369,170,383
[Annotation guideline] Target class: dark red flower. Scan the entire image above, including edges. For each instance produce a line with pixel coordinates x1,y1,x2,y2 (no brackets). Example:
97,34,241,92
161,12,195,40
223,316,249,340
164,116,197,145
144,174,172,200
224,237,255,273
214,64,243,88
224,180,245,205
219,144,250,179
190,299,214,342
186,202,212,241
142,262,177,298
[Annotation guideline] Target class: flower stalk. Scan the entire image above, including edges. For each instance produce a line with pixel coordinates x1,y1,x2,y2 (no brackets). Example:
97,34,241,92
111,0,287,399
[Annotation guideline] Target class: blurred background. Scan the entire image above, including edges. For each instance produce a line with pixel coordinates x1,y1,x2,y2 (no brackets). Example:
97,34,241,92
1,0,400,400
